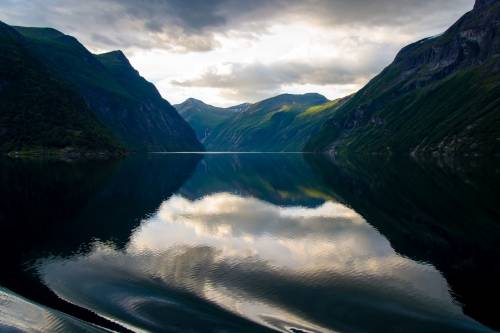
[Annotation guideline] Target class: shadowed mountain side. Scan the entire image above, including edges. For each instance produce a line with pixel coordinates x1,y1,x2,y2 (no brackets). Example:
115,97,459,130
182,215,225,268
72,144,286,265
179,153,338,206
10,24,202,152
0,21,122,155
0,154,200,332
306,154,500,330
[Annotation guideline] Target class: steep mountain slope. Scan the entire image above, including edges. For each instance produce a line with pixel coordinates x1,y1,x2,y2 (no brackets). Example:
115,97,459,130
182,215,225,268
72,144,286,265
306,0,500,156
175,98,249,141
13,26,202,152
0,21,121,156
205,93,348,152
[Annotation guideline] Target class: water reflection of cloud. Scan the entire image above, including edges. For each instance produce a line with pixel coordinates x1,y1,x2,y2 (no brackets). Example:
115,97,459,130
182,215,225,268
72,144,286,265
36,193,494,333
137,193,389,269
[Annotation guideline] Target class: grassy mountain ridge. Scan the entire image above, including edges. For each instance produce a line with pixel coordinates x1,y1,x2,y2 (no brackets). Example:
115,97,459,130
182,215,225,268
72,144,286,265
306,0,500,156
205,93,347,152
12,25,202,152
0,21,122,156
175,98,249,142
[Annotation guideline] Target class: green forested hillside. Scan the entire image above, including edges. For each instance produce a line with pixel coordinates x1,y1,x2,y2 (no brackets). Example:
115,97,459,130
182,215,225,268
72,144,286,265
205,93,347,152
12,25,202,152
175,98,248,142
0,22,121,156
306,1,500,156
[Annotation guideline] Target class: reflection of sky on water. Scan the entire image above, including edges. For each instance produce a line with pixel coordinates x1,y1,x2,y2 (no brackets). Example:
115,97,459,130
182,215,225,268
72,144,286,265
36,193,495,333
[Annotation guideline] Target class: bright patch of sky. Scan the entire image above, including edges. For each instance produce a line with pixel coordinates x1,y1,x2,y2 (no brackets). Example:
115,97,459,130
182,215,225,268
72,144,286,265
0,0,474,106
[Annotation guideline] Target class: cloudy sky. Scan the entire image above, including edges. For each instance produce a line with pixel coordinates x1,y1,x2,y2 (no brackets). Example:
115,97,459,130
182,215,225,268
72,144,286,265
0,0,474,106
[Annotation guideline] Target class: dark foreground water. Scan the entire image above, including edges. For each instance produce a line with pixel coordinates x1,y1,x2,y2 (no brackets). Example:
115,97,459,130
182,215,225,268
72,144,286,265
0,153,499,333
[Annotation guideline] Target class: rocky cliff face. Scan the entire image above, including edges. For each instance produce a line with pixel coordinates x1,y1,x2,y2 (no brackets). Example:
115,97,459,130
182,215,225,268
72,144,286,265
306,0,500,156
392,0,500,88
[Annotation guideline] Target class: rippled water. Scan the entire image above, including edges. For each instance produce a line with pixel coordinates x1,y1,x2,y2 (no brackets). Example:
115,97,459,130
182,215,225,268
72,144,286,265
1,154,499,332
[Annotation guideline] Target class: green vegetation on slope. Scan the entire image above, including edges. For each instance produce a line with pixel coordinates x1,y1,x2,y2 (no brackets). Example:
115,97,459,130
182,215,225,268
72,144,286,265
0,22,122,156
308,62,500,155
205,93,347,152
175,98,247,142
301,100,341,117
306,1,500,156
12,25,202,152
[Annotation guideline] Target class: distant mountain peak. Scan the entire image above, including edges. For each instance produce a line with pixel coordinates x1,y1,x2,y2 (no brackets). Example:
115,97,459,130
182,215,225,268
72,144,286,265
258,93,329,109
279,92,328,101
275,92,326,99
182,97,206,105
177,98,250,112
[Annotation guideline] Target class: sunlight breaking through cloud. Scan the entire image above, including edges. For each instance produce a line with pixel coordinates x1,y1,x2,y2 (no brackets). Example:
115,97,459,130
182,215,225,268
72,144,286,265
0,0,474,105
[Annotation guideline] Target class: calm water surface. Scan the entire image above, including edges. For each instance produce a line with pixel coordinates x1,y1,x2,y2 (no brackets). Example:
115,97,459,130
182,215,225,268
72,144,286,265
0,154,499,333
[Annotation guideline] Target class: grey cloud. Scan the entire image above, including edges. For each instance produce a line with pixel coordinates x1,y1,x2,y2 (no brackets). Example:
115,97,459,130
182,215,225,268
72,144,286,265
0,0,225,52
113,0,228,32
113,0,475,33
0,0,474,52
172,57,386,100
295,0,472,28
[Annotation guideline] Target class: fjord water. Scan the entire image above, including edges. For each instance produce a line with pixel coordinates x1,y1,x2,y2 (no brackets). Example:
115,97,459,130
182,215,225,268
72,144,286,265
0,154,499,333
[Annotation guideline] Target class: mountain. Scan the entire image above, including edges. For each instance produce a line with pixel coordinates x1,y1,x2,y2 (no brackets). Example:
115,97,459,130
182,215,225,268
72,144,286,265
226,103,253,113
205,93,347,152
306,0,500,156
174,98,250,142
0,21,122,157
9,24,202,152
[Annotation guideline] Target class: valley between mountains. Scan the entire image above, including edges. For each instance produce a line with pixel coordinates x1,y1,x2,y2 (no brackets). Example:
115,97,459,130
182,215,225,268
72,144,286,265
1,0,500,157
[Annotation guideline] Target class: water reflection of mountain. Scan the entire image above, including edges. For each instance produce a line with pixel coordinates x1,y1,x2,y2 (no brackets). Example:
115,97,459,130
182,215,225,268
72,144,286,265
36,193,493,333
2,153,499,332
0,155,200,332
179,153,337,206
307,155,500,331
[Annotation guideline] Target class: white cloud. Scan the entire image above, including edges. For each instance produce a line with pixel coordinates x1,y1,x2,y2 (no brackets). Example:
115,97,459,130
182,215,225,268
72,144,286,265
0,0,475,105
